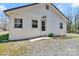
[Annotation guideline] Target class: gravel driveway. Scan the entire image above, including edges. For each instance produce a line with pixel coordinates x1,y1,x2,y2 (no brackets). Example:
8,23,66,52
27,38,79,56
0,38,79,56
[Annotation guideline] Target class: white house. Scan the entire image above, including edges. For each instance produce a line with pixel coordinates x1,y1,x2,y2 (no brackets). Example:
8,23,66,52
4,3,68,40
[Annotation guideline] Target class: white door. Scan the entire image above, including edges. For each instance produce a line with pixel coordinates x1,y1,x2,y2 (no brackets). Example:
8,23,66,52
40,19,47,36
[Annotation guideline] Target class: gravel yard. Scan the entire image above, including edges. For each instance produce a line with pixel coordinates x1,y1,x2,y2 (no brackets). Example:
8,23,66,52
28,38,79,56
0,37,79,56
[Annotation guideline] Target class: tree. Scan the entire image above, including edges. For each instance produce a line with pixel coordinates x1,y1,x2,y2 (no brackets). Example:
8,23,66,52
0,17,9,31
74,8,79,33
65,7,73,33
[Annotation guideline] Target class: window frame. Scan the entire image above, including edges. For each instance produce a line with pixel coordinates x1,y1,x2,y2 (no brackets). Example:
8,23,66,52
60,23,63,29
32,20,38,28
42,21,45,31
46,5,49,10
14,18,23,28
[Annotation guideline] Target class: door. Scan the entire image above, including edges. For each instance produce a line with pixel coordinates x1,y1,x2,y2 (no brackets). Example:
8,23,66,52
42,21,45,31
41,20,47,36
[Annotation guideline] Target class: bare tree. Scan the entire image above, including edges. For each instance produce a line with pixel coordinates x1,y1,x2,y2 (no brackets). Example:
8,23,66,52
74,8,79,33
65,7,73,33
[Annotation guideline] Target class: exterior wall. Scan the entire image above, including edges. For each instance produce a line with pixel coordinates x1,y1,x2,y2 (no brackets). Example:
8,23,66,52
8,4,67,40
47,6,67,35
47,14,67,36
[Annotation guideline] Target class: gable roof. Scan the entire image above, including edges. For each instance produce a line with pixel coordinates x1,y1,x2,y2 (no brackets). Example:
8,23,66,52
4,3,68,20
4,3,39,12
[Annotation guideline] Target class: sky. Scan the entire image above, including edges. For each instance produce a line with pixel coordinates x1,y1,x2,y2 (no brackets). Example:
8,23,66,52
0,3,30,23
0,3,79,22
0,3,29,17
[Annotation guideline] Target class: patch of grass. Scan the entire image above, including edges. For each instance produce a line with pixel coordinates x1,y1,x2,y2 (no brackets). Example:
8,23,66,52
50,33,79,39
9,45,28,56
0,42,30,56
0,44,8,55
66,33,79,39
52,35,66,39
0,34,9,42
66,35,79,39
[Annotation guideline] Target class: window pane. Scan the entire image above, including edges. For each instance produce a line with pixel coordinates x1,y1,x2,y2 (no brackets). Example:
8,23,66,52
15,19,20,23
15,24,22,28
20,19,22,23
46,5,49,10
42,21,45,31
14,18,23,28
32,20,38,28
60,23,63,29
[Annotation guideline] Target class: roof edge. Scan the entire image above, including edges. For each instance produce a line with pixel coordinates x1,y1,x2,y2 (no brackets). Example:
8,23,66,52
51,3,68,20
4,3,39,12
4,3,68,21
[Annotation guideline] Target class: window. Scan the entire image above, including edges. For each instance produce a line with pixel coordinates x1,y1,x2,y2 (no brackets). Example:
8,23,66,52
42,21,45,31
42,16,47,19
32,20,38,28
60,23,63,29
46,5,49,10
14,18,23,28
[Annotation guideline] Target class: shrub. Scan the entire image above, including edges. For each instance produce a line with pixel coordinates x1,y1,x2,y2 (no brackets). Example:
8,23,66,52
48,33,54,37
0,34,9,43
